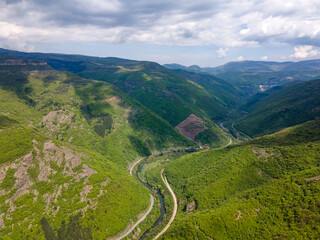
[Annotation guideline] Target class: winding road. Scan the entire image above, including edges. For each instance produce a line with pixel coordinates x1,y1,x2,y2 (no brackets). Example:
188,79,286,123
225,137,232,147
129,157,145,176
114,123,236,240
220,122,233,147
153,169,178,240
232,121,252,140
117,194,154,240
109,158,154,240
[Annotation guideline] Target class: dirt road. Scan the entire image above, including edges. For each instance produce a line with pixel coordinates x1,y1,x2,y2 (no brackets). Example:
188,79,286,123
232,121,252,140
116,194,154,240
129,157,145,176
225,137,232,147
110,158,153,240
153,169,178,240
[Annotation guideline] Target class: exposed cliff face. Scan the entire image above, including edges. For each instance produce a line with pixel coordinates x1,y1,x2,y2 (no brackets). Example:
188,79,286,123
0,56,51,73
0,58,47,66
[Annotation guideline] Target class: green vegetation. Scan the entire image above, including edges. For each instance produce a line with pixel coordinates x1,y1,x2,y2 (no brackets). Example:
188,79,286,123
143,119,320,239
0,57,194,239
0,126,35,164
0,49,232,146
172,69,246,109
194,118,229,148
75,61,230,145
0,115,17,128
0,123,151,239
0,62,193,165
235,79,320,137
2,51,320,240
0,168,16,190
79,61,230,124
41,214,92,240
165,60,320,95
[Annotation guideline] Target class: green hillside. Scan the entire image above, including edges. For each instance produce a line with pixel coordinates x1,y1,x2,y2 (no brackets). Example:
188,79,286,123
0,56,196,239
165,60,320,95
144,119,320,239
79,61,227,124
171,69,246,108
3,51,320,240
234,79,320,137
0,48,231,123
0,120,150,239
0,58,193,164
0,48,231,147
78,61,230,146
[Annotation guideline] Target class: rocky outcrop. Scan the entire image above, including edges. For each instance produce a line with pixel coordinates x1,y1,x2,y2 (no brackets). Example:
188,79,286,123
0,59,47,66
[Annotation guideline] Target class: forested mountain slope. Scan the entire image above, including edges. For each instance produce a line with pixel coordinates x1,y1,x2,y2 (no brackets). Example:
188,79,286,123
0,48,232,147
165,60,320,95
0,118,149,239
171,69,245,108
235,79,320,137
146,119,320,239
0,56,195,239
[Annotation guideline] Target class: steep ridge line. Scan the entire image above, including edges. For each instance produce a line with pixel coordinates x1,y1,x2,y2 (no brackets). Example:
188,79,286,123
153,169,178,240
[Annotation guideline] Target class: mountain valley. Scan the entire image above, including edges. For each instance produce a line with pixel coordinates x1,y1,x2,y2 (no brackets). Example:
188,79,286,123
0,49,320,240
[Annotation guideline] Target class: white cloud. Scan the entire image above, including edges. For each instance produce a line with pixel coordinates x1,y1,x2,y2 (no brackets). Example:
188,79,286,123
237,56,244,61
77,0,122,13
217,48,229,58
290,45,319,59
1,0,320,51
261,56,268,60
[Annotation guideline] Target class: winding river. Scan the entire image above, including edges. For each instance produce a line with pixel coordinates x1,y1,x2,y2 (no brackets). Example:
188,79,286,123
136,160,166,240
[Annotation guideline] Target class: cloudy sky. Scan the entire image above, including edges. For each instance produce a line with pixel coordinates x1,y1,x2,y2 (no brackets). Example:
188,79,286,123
1,0,320,66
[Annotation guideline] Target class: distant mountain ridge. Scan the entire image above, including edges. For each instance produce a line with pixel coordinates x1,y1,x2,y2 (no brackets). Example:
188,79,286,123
0,48,237,147
165,59,320,74
165,59,320,95
2,49,320,240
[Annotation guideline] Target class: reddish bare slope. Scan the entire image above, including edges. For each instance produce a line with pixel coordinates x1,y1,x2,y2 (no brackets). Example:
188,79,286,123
175,114,207,140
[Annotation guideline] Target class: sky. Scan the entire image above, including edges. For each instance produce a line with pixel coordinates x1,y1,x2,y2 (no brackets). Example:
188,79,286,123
1,0,320,67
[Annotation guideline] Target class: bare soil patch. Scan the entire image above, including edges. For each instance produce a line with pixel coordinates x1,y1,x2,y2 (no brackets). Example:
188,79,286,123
252,147,280,160
100,96,120,102
175,114,207,140
41,110,73,135
0,213,5,229
185,200,197,213
235,210,243,220
305,175,320,181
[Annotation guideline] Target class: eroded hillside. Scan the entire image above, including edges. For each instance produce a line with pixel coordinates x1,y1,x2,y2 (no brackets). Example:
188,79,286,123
0,57,196,239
